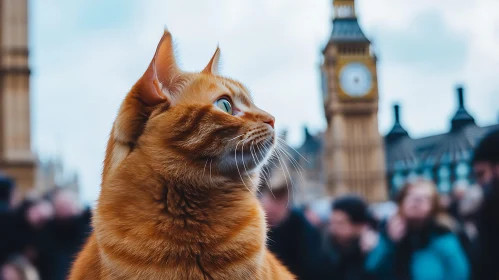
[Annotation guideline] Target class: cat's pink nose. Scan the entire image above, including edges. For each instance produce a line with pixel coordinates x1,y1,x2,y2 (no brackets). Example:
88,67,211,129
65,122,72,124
264,117,275,128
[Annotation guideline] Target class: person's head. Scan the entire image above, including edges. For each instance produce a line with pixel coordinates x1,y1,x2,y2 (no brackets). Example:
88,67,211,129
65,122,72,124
472,129,499,186
303,204,321,227
396,177,440,223
260,171,291,227
452,182,468,201
439,193,452,210
329,195,369,244
23,199,54,229
1,255,39,280
261,187,290,227
50,188,82,219
458,184,483,219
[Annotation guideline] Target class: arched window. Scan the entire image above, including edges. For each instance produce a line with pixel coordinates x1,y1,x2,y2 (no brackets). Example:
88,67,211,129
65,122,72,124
394,160,405,171
392,172,405,191
440,152,451,165
407,171,418,180
438,165,451,193
423,168,433,180
456,162,470,180
439,166,450,177
461,150,470,161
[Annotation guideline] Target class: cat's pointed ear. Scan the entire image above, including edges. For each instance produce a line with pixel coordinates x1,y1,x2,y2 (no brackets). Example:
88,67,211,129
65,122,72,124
202,46,221,75
137,30,180,106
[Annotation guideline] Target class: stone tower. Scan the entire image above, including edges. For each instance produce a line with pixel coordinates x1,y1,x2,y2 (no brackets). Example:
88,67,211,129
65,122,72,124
321,0,387,201
0,0,36,191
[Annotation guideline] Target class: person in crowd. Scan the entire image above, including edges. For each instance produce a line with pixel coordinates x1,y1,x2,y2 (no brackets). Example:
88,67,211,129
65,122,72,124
366,177,469,280
0,175,14,212
456,184,482,280
471,129,499,280
34,188,92,280
438,193,452,212
302,204,322,228
0,255,40,280
321,195,380,280
0,198,54,265
448,182,467,221
458,185,482,238
260,171,326,280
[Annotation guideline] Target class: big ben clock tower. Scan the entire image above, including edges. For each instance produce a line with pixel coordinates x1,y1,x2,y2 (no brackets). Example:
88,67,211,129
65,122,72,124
321,0,387,201
0,0,36,192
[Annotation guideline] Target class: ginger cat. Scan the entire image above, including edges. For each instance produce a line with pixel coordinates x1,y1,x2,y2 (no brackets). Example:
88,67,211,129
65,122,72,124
69,30,295,280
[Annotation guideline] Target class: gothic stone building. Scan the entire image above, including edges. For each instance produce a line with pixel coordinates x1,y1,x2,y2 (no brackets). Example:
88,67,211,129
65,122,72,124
384,88,498,195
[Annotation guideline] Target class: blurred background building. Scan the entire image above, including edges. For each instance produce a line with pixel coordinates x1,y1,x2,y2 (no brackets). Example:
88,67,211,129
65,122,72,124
0,0,35,192
384,87,499,195
321,0,387,202
0,0,79,201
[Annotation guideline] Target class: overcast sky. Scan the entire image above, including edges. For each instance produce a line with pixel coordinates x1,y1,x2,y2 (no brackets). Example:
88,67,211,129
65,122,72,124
30,0,499,204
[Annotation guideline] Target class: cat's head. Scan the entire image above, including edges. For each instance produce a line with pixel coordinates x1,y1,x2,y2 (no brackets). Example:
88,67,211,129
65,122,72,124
106,30,275,181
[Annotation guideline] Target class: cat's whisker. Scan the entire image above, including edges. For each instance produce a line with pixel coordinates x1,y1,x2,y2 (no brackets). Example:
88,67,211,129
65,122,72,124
235,139,251,193
228,134,245,142
241,140,255,194
249,142,259,176
202,158,209,177
276,142,306,173
255,143,275,199
274,142,306,183
241,140,252,182
276,137,309,163
265,142,280,170
250,141,258,167
255,142,266,164
276,150,293,207
255,143,270,196
262,141,288,199
209,158,213,184
275,144,306,185
249,141,262,196
274,148,292,208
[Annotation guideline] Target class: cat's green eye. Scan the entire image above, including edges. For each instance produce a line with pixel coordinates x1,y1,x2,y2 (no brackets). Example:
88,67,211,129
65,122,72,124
215,98,233,115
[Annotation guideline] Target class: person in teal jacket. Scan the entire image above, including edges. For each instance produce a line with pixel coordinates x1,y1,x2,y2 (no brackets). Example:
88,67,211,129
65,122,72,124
363,177,470,280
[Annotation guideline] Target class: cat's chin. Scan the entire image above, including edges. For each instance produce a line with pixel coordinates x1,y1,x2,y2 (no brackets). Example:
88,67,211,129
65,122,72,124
215,150,267,178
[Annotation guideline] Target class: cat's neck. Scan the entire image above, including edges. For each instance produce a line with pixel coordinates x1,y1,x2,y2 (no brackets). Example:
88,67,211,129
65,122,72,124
158,177,255,222
97,162,263,238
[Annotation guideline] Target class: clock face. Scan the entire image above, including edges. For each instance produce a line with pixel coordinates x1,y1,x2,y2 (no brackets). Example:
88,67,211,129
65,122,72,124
339,62,373,97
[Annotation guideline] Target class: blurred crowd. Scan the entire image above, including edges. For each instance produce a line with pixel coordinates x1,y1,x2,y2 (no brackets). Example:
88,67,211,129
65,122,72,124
260,129,499,280
0,186,91,280
0,129,498,280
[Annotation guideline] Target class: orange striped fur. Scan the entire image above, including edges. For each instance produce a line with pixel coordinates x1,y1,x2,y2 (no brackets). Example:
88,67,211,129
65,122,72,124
69,30,295,280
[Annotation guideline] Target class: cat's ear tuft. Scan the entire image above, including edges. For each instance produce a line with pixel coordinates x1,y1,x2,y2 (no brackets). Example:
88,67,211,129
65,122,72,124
137,30,180,106
202,46,221,75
